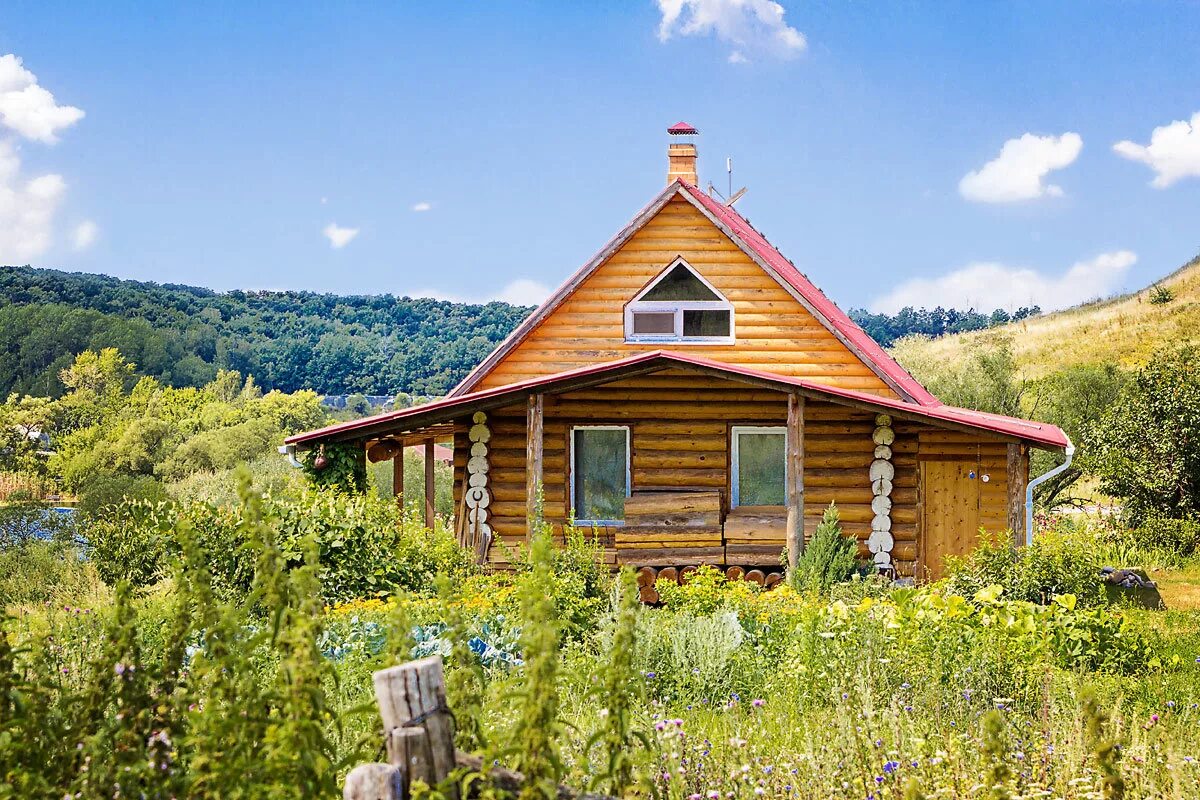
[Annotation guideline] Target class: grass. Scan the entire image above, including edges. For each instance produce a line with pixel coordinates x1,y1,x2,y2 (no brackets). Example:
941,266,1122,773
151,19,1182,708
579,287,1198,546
892,254,1200,378
1155,561,1200,611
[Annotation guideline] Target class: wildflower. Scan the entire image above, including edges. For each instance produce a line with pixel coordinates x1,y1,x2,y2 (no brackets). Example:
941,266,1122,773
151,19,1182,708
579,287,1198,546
883,761,899,774
752,698,765,708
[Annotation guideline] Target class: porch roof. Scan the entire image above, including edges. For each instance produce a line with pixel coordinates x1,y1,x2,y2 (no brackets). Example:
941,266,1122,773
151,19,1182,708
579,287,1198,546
285,350,1069,450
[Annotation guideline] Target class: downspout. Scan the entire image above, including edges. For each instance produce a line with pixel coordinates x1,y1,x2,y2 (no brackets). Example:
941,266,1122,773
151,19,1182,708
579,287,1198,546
1024,437,1074,546
278,443,304,469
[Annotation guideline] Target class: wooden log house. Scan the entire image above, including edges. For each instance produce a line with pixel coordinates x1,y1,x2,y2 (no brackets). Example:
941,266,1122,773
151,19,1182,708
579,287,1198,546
286,123,1068,580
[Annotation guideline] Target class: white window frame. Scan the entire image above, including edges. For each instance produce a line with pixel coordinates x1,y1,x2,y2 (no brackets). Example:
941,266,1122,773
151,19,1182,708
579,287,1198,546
730,425,788,508
624,257,735,345
569,425,631,526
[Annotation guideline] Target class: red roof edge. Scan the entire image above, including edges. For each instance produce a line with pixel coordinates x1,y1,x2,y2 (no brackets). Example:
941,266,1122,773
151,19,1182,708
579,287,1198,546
286,350,1067,450
676,182,940,407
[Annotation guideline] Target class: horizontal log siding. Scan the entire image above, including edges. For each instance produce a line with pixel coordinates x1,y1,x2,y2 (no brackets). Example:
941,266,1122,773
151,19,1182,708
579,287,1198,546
478,370,927,573
476,198,898,399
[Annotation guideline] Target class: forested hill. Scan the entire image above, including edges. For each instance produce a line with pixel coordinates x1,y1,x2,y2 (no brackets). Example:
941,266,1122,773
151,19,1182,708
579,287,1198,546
0,266,533,397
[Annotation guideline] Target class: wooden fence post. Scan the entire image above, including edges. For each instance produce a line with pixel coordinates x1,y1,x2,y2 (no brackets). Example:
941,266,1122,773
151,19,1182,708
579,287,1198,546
344,763,404,800
373,656,458,799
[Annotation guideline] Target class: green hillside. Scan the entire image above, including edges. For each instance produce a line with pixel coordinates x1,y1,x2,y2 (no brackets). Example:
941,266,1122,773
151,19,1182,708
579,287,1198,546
891,254,1200,379
0,266,532,397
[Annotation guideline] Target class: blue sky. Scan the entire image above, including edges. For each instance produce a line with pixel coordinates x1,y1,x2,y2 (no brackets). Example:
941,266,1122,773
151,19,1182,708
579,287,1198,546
2,1,1199,313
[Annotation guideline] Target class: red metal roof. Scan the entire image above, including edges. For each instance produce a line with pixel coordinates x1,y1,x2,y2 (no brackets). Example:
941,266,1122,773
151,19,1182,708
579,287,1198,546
668,121,698,134
677,182,939,406
286,350,1068,450
449,181,939,406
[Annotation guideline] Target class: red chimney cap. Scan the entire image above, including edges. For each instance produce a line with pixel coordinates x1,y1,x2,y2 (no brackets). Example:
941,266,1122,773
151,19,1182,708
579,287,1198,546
668,121,699,135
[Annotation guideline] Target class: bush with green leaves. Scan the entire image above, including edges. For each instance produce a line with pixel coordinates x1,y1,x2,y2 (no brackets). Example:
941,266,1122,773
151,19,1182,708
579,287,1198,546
943,524,1106,606
1084,345,1200,522
1130,512,1200,556
82,485,476,604
790,502,859,594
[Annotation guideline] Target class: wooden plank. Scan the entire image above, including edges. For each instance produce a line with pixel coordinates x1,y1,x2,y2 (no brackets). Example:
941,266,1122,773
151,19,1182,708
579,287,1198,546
525,393,543,542
623,490,721,516
424,439,435,529
786,392,806,571
1007,443,1029,546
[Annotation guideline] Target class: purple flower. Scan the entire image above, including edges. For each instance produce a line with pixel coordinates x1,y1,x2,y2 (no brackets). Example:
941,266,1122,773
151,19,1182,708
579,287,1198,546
752,698,765,708
883,761,899,774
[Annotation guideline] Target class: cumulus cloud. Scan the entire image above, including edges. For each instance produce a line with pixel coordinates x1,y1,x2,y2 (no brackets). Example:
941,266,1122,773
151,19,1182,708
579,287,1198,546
0,54,85,143
411,278,551,307
1113,111,1200,188
72,220,98,250
656,0,806,60
412,201,432,212
0,140,67,262
322,222,359,249
959,132,1082,203
869,251,1137,314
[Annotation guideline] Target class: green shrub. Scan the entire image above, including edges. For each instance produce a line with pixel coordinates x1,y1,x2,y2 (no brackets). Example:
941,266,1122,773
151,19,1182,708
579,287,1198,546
76,473,169,520
944,526,1106,606
81,487,476,604
657,564,758,615
790,502,858,595
1131,513,1200,556
0,539,107,608
1148,284,1174,305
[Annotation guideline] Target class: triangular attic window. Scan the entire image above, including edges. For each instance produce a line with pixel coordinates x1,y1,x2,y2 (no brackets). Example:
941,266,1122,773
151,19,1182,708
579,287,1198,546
638,263,722,301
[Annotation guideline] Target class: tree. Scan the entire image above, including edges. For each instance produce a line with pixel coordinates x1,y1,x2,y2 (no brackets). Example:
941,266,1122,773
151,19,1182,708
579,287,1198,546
1083,346,1200,521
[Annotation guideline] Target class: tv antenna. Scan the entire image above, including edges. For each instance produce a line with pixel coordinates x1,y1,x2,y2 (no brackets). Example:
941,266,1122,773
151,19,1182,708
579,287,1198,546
708,156,747,206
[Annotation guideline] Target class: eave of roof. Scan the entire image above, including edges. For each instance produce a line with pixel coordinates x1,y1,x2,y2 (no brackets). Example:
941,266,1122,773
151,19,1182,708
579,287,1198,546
287,350,1068,450
449,180,938,407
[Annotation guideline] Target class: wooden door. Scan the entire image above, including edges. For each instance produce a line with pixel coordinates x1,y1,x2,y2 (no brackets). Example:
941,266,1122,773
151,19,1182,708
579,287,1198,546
921,460,982,580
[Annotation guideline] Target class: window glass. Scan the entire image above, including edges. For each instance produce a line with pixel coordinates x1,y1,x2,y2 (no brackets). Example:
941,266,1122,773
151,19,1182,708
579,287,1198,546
631,311,675,335
640,264,721,301
573,428,628,522
683,309,731,337
736,430,786,506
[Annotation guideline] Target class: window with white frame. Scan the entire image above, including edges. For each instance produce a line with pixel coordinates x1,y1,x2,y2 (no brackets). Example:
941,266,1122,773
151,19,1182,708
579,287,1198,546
570,426,630,524
731,426,787,506
624,258,734,343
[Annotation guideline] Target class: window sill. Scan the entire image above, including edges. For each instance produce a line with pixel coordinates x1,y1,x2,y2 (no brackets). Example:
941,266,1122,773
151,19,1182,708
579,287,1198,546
623,338,736,346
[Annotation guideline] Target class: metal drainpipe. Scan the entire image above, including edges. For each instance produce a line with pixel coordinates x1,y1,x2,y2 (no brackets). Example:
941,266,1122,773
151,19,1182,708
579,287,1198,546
278,443,304,468
1024,438,1074,546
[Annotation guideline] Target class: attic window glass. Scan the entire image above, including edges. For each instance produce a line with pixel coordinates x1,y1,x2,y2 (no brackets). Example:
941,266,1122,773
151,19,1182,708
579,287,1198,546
624,258,734,344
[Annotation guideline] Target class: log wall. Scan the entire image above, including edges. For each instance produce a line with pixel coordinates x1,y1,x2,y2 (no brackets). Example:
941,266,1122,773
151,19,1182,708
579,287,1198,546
474,197,899,400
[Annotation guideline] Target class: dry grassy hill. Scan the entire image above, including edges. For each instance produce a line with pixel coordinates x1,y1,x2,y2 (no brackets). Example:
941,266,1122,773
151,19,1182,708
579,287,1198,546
891,254,1200,378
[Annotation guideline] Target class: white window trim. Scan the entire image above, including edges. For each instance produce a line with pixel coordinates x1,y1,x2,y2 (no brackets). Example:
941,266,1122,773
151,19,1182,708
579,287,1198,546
569,425,631,526
624,257,735,345
730,425,788,508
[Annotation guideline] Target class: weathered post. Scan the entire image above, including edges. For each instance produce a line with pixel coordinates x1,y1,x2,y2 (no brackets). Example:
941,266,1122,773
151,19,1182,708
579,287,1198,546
344,763,404,800
424,440,436,529
1007,443,1029,547
525,393,544,542
373,656,458,799
785,392,806,571
393,448,405,513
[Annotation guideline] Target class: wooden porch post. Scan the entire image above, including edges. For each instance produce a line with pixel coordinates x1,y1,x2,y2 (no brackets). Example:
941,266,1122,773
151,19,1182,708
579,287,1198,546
392,447,405,513
526,393,544,542
786,393,806,571
1007,443,1029,546
423,439,435,529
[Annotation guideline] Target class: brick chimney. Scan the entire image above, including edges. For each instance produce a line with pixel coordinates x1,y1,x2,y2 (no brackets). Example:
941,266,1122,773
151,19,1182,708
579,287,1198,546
666,121,699,185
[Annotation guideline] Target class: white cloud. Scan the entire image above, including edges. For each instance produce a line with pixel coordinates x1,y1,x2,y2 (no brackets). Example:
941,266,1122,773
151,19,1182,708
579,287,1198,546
869,250,1137,314
1113,111,1200,188
71,219,98,250
322,222,359,249
410,278,551,307
0,140,66,262
0,54,85,143
959,132,1082,203
412,201,432,212
656,0,806,60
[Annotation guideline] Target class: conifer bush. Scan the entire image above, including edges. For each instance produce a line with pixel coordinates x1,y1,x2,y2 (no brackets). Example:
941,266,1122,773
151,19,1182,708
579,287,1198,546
790,502,858,595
